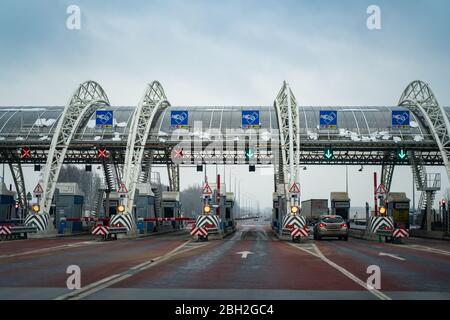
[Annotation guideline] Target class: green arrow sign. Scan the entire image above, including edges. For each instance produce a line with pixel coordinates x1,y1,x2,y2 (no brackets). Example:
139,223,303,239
245,148,254,159
324,147,333,160
398,149,407,160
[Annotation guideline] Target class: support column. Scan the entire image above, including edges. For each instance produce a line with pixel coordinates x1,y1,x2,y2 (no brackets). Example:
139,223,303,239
9,163,28,216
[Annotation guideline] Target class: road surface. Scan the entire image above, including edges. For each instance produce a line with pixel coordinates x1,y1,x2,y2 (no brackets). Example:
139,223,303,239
0,221,449,300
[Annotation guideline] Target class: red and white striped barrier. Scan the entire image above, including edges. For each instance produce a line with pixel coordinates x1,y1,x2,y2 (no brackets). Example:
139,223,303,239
92,225,109,236
0,226,12,235
191,226,208,237
393,228,409,238
65,217,110,222
291,227,308,238
143,217,195,222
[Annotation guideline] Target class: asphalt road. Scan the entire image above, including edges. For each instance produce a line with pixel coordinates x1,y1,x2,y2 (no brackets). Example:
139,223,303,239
0,220,449,300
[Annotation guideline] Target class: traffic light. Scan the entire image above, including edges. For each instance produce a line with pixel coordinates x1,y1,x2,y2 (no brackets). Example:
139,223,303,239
290,205,299,215
397,148,407,160
203,204,211,214
97,147,108,158
324,146,333,160
32,204,40,213
379,206,386,216
15,201,20,209
117,204,126,213
244,147,254,162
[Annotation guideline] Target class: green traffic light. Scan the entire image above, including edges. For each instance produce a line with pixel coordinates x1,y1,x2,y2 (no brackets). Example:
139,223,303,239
245,148,254,161
398,148,407,160
324,147,333,160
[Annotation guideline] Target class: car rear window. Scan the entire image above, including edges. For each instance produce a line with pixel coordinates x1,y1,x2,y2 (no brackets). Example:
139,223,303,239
322,216,344,223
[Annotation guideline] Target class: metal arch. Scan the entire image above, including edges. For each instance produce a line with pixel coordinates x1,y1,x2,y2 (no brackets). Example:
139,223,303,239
40,81,110,214
8,163,27,215
381,163,395,192
273,81,301,195
167,162,180,192
122,81,170,212
399,80,450,183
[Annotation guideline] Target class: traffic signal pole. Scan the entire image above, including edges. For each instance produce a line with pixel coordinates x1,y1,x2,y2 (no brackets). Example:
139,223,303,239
374,172,378,216
217,174,220,219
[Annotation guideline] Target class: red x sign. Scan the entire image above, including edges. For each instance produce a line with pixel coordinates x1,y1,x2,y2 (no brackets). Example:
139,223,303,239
21,148,31,158
97,147,108,158
173,148,184,158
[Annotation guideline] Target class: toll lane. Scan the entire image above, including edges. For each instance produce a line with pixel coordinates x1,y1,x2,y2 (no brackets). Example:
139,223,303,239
0,234,191,299
314,238,450,297
87,223,374,299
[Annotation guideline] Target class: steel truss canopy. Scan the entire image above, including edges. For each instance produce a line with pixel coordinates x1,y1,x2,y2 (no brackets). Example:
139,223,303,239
0,80,447,169
0,79,448,218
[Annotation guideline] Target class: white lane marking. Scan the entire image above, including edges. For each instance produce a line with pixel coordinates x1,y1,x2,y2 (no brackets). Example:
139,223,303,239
399,244,450,257
54,240,209,300
379,252,406,261
0,241,102,259
288,243,391,300
236,251,254,258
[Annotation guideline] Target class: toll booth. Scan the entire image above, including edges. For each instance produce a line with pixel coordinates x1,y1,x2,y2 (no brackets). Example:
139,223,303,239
55,183,84,233
221,192,235,230
0,182,16,222
162,191,181,229
135,183,156,233
330,192,350,220
386,192,410,229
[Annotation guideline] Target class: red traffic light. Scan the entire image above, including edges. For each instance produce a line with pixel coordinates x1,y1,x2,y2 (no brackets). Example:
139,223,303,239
15,201,20,209
97,147,108,158
21,148,31,158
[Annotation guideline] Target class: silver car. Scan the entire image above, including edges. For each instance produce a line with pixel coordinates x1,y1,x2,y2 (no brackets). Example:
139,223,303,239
314,215,349,241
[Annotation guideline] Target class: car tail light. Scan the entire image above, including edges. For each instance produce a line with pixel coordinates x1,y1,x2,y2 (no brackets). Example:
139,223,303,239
341,223,347,229
319,223,326,229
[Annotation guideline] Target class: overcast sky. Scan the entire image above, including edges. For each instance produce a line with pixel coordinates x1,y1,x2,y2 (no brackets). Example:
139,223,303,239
1,0,449,212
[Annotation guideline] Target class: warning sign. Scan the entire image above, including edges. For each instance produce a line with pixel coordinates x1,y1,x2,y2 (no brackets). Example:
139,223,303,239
375,183,388,195
118,183,128,194
288,182,301,194
202,182,213,195
33,183,44,195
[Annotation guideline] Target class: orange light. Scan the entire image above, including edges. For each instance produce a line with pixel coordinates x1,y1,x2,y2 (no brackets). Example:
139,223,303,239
203,205,211,214
117,204,126,213
32,204,40,213
291,206,299,214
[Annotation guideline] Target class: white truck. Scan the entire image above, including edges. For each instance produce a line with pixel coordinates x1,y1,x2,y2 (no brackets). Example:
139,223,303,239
301,199,329,225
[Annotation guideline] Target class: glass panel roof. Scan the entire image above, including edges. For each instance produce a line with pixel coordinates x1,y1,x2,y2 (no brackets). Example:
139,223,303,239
0,106,447,142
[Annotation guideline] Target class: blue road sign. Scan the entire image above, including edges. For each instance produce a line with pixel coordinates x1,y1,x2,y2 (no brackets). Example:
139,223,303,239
319,110,338,129
170,110,189,128
242,110,260,129
392,110,410,128
95,110,113,129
